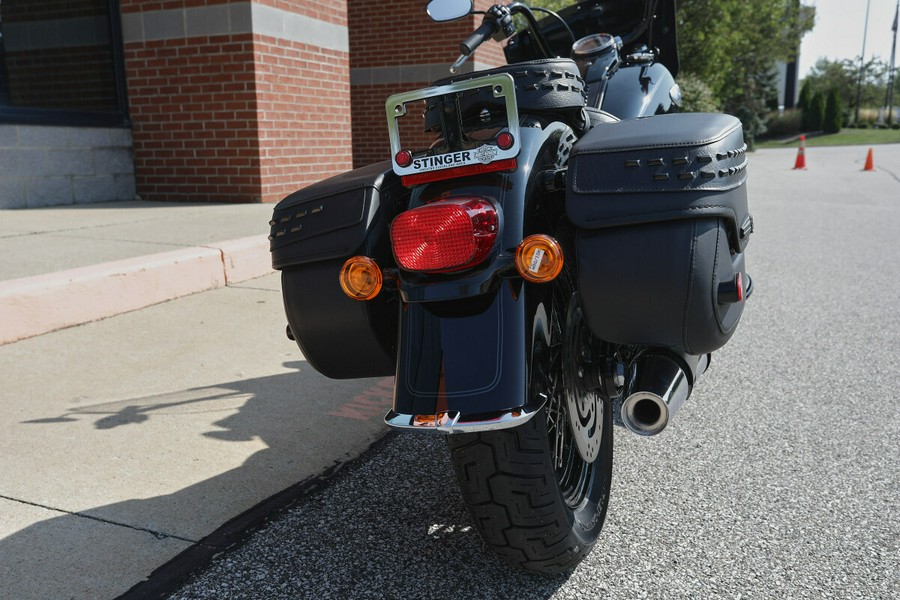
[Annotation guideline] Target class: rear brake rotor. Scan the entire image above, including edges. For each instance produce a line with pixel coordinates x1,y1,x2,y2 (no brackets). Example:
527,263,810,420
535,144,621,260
562,294,603,463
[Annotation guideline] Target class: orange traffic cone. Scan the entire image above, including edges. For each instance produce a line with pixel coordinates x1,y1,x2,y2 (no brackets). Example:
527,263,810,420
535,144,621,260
863,148,875,171
793,135,807,170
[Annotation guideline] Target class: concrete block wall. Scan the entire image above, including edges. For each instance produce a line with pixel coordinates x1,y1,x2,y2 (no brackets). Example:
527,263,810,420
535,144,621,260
0,125,136,209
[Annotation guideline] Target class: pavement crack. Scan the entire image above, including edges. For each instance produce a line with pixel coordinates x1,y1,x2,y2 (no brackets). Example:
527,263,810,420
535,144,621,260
0,494,202,545
878,164,900,185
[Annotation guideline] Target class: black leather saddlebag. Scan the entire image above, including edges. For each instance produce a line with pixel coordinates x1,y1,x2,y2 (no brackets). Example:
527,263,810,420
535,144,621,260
270,161,405,378
566,112,753,354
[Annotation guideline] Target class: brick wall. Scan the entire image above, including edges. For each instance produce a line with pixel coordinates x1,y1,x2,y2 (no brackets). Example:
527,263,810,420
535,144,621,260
124,34,262,202
1,0,521,206
253,35,352,203
120,0,351,203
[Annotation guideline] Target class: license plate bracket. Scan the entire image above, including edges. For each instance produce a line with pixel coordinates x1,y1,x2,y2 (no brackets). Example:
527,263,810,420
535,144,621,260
385,73,520,179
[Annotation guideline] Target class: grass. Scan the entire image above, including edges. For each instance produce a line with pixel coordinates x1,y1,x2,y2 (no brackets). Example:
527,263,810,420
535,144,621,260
757,128,900,148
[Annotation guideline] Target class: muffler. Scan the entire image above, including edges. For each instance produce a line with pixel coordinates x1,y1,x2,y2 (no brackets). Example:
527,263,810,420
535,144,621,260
620,351,710,436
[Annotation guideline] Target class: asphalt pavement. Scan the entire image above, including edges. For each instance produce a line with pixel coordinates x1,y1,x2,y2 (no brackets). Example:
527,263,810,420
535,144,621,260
165,145,899,599
1,145,898,599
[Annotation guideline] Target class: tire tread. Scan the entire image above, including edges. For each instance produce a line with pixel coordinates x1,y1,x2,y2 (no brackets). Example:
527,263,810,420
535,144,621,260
447,416,595,574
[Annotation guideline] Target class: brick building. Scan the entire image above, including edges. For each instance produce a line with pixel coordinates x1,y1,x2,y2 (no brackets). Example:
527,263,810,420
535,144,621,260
0,0,506,208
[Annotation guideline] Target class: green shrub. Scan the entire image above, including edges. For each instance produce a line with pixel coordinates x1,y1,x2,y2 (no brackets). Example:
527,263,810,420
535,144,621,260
764,109,802,138
797,80,812,113
803,92,826,131
892,123,900,130
675,73,721,113
859,122,869,129
823,89,843,133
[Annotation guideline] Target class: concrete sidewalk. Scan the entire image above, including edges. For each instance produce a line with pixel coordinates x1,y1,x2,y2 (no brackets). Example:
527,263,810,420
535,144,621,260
0,200,277,345
0,201,394,599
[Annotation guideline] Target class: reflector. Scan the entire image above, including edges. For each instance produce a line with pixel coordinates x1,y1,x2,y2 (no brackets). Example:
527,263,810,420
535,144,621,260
391,198,498,273
496,132,514,150
395,150,413,168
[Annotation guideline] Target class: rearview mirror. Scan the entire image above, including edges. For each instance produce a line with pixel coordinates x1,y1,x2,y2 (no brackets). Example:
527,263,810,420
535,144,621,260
426,0,473,22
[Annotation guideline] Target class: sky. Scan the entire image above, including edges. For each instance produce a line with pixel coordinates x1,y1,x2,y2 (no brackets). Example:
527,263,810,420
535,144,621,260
798,0,900,77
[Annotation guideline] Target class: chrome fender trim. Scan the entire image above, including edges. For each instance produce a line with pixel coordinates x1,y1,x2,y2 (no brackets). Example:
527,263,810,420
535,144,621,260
385,405,541,433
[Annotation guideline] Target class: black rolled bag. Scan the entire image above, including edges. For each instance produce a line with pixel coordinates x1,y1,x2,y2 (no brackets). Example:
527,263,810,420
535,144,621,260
566,112,754,355
269,161,407,379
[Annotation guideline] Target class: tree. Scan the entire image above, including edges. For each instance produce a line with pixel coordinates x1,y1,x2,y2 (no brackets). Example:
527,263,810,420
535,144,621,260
676,73,721,113
805,91,825,132
675,0,813,143
527,0,570,11
823,88,843,133
798,79,812,113
802,57,891,122
528,1,814,142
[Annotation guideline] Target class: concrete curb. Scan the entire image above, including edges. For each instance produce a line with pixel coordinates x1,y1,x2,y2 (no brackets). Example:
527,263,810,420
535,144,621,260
0,235,273,345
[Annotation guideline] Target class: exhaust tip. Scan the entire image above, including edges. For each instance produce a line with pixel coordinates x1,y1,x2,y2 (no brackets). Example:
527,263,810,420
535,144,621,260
621,392,670,436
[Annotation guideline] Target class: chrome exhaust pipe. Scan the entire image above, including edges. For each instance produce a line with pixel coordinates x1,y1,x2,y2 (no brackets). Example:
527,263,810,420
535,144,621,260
621,352,709,436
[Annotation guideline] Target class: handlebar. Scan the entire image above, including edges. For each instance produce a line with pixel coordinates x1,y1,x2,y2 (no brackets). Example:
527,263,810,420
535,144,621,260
460,19,498,56
452,3,552,74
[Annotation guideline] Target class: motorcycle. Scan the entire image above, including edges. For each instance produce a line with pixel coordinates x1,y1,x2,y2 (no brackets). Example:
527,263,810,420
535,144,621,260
269,0,752,574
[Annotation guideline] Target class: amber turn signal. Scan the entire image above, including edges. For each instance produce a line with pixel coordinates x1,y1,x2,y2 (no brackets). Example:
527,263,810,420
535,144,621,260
515,235,564,283
339,256,382,300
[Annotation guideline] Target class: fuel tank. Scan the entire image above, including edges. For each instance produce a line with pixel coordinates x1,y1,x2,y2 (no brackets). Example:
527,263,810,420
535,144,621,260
600,62,679,119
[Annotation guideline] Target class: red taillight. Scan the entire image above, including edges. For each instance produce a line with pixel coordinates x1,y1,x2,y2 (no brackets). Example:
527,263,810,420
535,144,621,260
391,198,499,273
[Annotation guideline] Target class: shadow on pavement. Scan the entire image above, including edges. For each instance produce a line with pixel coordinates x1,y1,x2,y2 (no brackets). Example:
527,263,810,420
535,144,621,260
1,361,395,600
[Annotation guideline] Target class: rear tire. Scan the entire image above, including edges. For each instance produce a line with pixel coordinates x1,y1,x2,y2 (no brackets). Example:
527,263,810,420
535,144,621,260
447,273,613,574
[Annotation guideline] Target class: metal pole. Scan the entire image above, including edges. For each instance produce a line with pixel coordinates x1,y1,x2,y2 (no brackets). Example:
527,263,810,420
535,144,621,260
886,1,899,125
855,0,872,124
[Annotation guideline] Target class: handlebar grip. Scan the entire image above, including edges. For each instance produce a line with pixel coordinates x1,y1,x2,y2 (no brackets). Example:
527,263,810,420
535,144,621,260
460,20,496,56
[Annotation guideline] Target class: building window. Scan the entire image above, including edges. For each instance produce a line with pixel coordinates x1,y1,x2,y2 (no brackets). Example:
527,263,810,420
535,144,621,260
0,0,127,126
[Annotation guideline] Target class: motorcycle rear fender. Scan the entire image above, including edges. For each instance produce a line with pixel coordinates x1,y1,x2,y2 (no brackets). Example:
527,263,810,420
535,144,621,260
387,123,569,432
386,283,550,432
